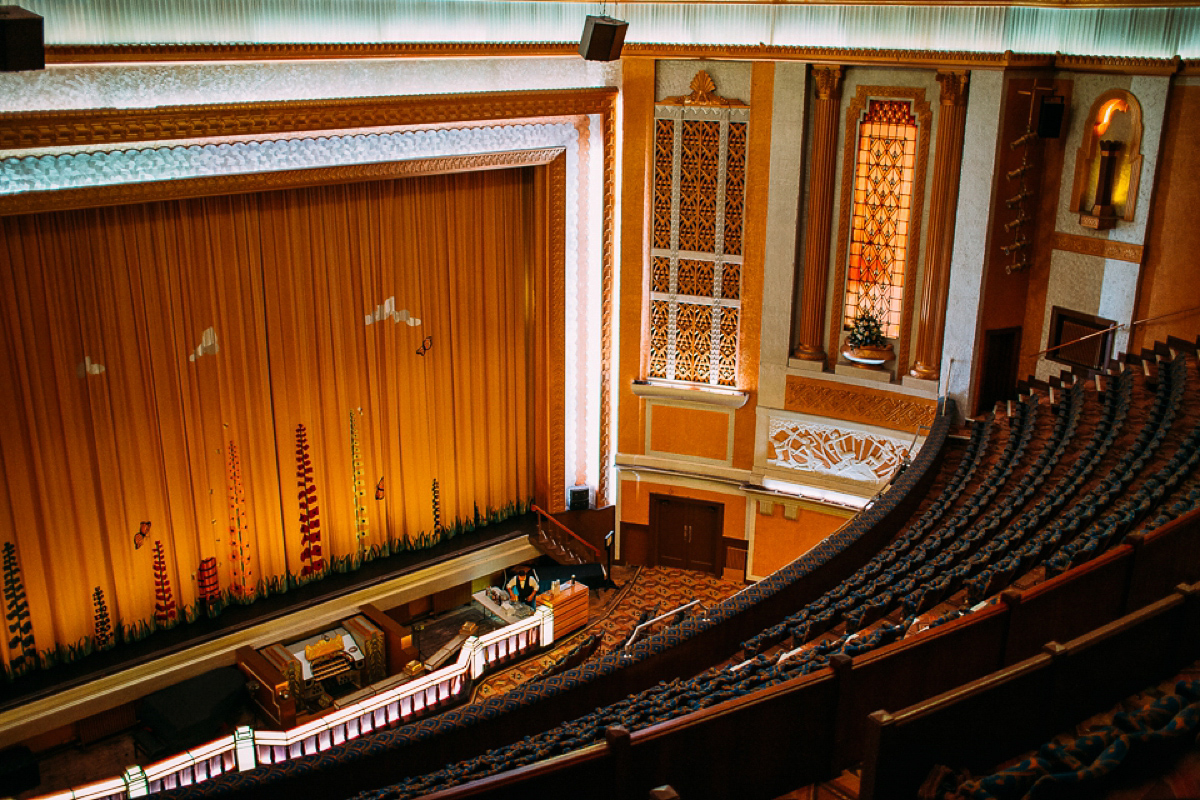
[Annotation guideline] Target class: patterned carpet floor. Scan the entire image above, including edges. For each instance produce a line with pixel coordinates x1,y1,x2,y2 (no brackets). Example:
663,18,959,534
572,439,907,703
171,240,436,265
472,565,746,700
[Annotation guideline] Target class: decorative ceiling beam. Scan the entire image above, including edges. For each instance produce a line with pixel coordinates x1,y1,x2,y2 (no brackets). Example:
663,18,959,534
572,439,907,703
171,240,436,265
0,87,617,150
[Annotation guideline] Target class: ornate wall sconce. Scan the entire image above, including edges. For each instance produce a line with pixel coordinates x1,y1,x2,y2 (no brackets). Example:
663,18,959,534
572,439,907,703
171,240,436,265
1071,90,1143,231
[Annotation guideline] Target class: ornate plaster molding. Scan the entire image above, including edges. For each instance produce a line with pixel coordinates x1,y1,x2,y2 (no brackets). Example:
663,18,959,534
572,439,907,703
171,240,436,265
0,148,565,216
936,70,970,106
1054,54,1183,75
1050,231,1144,263
599,95,618,507
813,66,844,101
548,154,569,514
784,374,938,432
767,417,912,487
0,87,617,151
45,42,580,64
39,44,1185,76
659,70,750,108
1,123,578,198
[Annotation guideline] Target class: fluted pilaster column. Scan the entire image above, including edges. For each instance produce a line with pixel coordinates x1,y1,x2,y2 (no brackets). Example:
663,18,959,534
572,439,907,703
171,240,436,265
793,65,843,361
910,70,970,381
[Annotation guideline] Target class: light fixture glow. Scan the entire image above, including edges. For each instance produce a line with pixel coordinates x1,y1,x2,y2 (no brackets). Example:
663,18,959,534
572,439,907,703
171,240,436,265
1094,98,1130,137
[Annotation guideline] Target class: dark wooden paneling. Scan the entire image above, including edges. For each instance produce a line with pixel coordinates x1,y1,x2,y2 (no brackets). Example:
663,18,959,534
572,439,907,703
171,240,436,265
1126,508,1200,612
620,522,652,566
1048,593,1194,727
861,655,1058,800
833,603,1009,770
862,588,1200,800
629,670,840,799
1002,543,1134,665
554,505,616,555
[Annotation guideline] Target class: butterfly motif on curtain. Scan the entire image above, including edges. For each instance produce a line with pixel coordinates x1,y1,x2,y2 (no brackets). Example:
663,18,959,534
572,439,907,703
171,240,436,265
416,336,433,356
375,477,385,501
134,521,151,549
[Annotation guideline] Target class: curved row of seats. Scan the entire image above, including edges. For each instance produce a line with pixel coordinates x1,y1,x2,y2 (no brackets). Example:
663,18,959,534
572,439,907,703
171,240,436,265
361,352,1200,798
161,343,1200,800
933,676,1200,800
336,349,1200,799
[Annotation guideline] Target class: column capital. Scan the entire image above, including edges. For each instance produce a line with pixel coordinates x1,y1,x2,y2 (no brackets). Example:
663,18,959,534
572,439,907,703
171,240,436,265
812,65,844,102
936,70,970,107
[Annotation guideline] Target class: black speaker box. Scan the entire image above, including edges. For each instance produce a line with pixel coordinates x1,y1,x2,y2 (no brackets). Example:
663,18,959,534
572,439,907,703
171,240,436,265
0,6,43,72
1037,94,1065,139
579,15,627,62
568,484,591,511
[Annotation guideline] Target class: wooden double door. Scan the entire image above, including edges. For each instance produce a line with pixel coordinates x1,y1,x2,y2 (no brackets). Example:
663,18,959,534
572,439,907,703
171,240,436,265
651,495,723,575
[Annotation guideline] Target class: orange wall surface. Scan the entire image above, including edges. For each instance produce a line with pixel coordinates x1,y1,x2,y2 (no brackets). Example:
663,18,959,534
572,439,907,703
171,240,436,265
620,478,747,541
750,503,849,579
1135,83,1200,350
648,405,730,461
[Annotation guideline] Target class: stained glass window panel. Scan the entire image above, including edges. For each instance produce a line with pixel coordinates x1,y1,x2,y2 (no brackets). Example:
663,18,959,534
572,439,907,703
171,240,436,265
843,99,917,340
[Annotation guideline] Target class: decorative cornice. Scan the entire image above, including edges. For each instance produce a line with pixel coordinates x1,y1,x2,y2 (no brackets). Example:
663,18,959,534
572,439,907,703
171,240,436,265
936,70,970,106
1054,53,1183,75
813,66,844,102
628,44,1057,70
0,148,565,216
45,42,580,63
1050,231,1144,263
0,87,618,151
783,375,938,433
40,43,1187,75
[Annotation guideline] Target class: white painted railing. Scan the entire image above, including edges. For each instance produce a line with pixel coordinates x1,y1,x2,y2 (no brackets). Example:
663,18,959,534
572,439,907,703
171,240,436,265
32,606,555,800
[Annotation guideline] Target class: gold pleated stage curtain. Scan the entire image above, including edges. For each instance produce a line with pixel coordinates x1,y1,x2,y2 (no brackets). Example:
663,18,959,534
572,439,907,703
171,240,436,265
0,168,536,671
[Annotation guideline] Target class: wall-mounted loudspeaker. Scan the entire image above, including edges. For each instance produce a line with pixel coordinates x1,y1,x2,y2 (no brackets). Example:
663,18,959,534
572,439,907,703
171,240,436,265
1037,94,1065,139
579,15,627,62
0,6,43,72
568,484,592,511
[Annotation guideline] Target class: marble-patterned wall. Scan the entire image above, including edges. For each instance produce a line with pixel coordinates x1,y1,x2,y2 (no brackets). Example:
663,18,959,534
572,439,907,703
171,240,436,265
941,69,1004,416
1037,72,1171,379
757,62,807,412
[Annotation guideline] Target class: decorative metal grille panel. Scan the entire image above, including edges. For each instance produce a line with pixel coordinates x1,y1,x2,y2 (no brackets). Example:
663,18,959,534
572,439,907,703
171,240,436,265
677,258,715,298
648,74,748,389
653,119,675,250
724,122,747,257
674,301,713,384
651,256,671,293
649,299,669,379
717,307,739,386
844,99,917,340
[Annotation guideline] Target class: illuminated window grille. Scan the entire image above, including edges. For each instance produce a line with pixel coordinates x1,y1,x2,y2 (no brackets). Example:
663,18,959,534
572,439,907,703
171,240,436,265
844,100,917,340
648,98,748,388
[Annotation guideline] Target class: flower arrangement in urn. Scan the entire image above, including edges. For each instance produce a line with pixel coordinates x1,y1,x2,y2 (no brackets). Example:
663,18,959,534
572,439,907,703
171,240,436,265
843,311,894,368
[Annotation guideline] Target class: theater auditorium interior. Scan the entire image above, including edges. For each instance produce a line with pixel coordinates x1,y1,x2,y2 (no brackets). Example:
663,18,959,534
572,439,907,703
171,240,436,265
2,1,1200,799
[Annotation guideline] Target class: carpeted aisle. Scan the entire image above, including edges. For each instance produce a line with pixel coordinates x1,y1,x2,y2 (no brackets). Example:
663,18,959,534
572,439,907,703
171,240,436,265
472,565,746,700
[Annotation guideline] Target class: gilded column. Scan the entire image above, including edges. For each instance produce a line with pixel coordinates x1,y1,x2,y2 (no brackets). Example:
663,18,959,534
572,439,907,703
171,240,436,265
910,70,969,380
793,65,843,361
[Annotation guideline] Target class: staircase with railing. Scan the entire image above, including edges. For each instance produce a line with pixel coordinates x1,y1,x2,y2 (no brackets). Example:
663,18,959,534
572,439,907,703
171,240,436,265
530,504,603,567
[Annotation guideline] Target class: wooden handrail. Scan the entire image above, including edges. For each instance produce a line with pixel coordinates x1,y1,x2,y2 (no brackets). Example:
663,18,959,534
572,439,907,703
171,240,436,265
531,504,603,560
